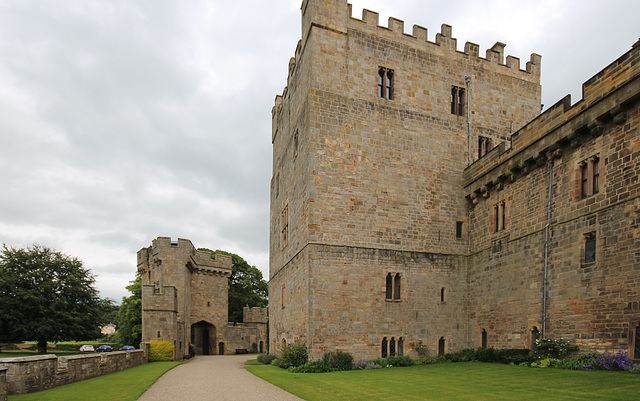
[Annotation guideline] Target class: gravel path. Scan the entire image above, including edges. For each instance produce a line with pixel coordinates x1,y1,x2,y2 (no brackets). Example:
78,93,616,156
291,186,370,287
137,354,304,401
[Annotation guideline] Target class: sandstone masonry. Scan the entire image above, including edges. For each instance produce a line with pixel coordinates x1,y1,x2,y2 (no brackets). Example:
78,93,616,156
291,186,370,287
138,237,267,359
269,0,640,361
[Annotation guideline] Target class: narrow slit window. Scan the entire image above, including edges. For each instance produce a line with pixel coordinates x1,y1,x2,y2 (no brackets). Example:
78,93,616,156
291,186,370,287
456,221,463,239
378,67,394,100
385,273,393,300
585,233,596,263
592,158,600,194
394,273,401,300
451,86,465,116
581,163,589,198
390,337,396,356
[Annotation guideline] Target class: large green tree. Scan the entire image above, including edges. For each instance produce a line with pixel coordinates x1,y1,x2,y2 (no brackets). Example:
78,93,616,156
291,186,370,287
114,274,142,346
0,244,103,353
199,249,268,323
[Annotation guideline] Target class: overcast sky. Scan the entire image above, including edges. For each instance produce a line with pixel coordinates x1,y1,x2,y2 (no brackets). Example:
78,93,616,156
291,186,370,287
1,0,637,303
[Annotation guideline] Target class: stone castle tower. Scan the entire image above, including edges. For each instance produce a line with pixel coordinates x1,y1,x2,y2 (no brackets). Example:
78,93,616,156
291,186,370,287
138,237,267,360
270,0,640,360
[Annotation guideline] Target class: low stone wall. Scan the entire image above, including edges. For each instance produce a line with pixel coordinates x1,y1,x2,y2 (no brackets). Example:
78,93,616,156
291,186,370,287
0,350,146,395
0,367,7,401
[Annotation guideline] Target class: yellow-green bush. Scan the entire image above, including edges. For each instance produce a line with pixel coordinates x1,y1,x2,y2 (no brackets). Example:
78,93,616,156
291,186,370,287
149,340,174,362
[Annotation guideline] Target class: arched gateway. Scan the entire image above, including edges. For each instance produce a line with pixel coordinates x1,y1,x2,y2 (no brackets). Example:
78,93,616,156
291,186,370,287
138,237,267,360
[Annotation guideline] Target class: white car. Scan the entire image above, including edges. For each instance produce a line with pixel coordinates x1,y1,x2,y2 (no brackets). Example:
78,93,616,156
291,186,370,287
79,345,95,352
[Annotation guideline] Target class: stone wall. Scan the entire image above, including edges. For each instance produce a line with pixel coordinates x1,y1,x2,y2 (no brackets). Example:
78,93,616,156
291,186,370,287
0,350,145,395
270,0,639,361
464,42,640,354
270,0,540,359
0,367,7,401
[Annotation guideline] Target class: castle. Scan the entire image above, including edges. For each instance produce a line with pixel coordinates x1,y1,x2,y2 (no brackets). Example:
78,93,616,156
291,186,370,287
269,0,640,360
137,237,267,360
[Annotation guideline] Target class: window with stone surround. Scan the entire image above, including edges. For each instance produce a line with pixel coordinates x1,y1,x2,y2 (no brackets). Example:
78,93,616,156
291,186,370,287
281,204,289,249
386,273,401,301
478,136,492,158
580,155,600,199
584,232,596,263
378,67,393,100
481,329,488,348
456,221,463,239
451,86,465,116
381,337,388,357
440,287,446,302
438,337,446,356
381,336,404,357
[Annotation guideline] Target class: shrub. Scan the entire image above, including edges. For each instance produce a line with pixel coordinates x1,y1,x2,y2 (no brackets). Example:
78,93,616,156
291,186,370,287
585,350,633,371
386,355,415,367
626,364,640,374
498,349,534,365
288,360,334,373
352,359,369,370
149,340,174,362
365,361,382,369
476,347,500,363
271,358,280,367
559,354,597,370
250,342,258,353
323,351,354,371
530,358,560,368
533,337,578,359
420,356,439,365
411,339,429,357
257,353,277,365
278,343,308,369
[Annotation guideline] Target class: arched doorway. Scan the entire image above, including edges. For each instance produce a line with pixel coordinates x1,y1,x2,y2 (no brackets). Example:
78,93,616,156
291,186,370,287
191,321,217,355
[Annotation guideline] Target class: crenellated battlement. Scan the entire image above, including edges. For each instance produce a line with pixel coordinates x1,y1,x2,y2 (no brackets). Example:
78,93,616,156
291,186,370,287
274,1,541,115
346,5,540,75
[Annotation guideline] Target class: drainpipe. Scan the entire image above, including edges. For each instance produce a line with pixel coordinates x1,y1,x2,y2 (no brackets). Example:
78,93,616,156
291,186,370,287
465,76,472,165
542,156,554,337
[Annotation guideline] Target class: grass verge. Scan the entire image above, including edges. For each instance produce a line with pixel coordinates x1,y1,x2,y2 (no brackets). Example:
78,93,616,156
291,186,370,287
8,361,181,401
246,362,640,401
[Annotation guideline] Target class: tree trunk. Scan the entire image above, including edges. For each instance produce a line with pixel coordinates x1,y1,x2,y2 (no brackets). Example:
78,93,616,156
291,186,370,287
37,340,47,354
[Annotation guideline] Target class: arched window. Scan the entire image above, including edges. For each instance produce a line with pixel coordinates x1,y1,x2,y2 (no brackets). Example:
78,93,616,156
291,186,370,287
390,337,396,356
386,274,393,300
440,287,446,302
438,337,446,356
394,274,401,300
381,337,388,358
531,327,539,352
398,337,404,356
481,329,488,348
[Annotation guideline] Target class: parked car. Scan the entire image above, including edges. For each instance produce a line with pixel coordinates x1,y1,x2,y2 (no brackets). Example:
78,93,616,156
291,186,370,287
96,345,113,352
79,345,95,352
119,345,135,351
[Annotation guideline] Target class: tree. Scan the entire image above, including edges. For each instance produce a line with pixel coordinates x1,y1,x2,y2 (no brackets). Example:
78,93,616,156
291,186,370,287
114,274,142,346
199,249,268,323
0,244,103,353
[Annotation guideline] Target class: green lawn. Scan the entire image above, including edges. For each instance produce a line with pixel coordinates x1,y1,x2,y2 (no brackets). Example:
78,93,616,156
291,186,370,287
8,362,180,401
246,362,640,401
